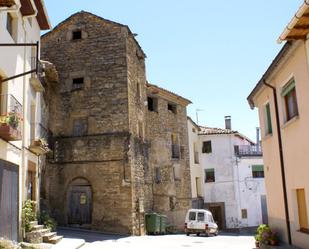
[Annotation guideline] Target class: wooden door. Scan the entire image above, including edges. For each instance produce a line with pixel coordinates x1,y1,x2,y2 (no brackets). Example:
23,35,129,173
0,160,19,241
68,185,92,225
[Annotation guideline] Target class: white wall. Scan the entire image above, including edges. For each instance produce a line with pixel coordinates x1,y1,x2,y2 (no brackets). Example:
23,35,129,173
200,133,266,228
187,119,203,200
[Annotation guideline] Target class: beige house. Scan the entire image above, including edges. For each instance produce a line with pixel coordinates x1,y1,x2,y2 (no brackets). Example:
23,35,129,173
0,0,50,241
248,2,309,248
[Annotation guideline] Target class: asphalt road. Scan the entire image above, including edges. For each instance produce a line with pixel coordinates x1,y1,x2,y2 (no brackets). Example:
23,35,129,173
57,228,255,249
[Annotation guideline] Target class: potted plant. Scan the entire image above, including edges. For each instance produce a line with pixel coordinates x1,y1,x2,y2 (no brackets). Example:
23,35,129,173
255,224,279,247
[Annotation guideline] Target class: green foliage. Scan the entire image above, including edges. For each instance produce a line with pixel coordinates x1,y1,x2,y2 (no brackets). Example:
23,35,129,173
22,200,37,233
39,211,57,232
255,224,279,245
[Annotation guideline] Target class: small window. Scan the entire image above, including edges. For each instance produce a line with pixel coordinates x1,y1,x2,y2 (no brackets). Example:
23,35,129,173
205,168,215,183
72,77,84,90
194,143,199,164
192,128,196,133
197,212,205,222
171,133,180,159
241,209,248,219
282,80,298,122
169,196,176,211
168,103,177,114
264,103,272,135
252,165,264,178
202,141,212,153
148,97,158,112
73,119,88,136
189,212,196,221
155,167,161,184
72,30,82,40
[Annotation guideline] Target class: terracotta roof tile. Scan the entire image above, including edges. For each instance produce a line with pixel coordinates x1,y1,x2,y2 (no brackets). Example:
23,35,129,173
198,126,237,135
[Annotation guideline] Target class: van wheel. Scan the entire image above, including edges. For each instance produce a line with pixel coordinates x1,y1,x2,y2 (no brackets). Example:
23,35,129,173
186,233,190,236
196,233,200,236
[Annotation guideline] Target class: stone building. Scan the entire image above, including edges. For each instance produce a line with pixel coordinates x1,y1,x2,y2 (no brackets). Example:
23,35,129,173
40,11,192,235
146,83,192,229
40,11,148,235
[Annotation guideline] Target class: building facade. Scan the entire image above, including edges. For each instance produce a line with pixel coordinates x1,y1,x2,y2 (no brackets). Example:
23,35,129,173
146,83,192,229
248,2,309,248
40,11,192,235
0,0,50,241
187,117,204,209
198,118,266,230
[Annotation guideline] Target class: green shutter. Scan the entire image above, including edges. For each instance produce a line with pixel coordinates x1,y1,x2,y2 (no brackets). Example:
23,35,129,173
252,165,264,172
205,168,214,173
281,80,295,97
265,103,272,134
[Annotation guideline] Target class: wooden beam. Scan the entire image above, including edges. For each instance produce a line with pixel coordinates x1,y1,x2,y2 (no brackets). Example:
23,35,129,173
293,24,309,30
286,35,306,40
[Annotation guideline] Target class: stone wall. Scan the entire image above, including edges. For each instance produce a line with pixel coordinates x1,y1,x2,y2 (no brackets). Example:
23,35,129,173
41,11,147,235
145,88,192,229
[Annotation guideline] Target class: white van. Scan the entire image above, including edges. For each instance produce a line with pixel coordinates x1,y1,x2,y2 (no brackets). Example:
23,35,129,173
184,209,218,236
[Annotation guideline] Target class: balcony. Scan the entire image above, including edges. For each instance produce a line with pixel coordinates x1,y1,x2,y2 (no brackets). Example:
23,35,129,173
30,57,44,92
29,123,50,155
0,94,22,141
234,145,262,157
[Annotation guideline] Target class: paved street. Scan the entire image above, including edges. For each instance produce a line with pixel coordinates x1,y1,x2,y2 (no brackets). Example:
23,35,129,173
57,228,255,249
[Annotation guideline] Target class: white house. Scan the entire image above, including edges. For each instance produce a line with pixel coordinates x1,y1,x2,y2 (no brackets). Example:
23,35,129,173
187,117,204,208
198,116,267,230
0,0,50,241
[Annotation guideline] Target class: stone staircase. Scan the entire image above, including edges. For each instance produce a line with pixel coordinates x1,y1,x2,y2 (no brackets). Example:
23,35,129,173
25,221,63,244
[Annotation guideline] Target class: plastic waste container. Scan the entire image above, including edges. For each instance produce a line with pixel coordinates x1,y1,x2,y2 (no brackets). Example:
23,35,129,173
159,215,167,234
145,213,160,234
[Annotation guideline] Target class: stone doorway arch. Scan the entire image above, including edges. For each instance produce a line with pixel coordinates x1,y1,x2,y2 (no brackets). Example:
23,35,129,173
67,178,92,225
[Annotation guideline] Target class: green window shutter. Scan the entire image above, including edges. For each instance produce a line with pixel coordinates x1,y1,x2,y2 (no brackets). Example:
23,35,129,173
265,103,272,134
281,80,295,97
252,165,264,172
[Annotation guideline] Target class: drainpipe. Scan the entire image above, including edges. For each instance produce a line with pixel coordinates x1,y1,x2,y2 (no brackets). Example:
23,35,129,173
262,80,292,245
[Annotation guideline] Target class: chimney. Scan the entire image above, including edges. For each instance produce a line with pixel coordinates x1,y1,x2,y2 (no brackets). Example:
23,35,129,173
225,116,231,130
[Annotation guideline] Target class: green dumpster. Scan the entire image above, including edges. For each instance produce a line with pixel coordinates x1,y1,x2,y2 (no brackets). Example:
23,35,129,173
145,213,160,234
159,215,167,234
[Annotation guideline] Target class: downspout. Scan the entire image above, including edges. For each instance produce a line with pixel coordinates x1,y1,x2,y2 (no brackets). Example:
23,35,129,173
262,80,292,245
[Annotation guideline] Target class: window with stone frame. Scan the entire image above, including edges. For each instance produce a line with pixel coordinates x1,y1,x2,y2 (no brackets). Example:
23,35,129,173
148,96,158,112
171,133,180,159
72,30,82,40
282,79,299,122
167,103,177,114
72,77,84,90
73,118,88,136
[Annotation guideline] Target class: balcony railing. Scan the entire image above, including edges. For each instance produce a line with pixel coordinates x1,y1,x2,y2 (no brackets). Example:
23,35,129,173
234,145,262,157
0,94,22,141
171,144,180,159
29,122,50,154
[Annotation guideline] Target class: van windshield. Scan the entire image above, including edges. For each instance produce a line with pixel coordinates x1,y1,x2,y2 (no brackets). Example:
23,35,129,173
189,212,196,221
197,212,204,222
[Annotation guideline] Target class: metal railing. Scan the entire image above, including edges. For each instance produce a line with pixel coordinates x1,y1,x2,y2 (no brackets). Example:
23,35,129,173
234,145,262,157
0,94,22,131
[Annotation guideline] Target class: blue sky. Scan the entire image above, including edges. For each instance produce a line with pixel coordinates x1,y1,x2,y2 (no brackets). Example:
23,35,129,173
44,0,303,140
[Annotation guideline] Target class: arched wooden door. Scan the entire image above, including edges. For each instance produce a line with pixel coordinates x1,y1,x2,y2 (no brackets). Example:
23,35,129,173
67,178,92,225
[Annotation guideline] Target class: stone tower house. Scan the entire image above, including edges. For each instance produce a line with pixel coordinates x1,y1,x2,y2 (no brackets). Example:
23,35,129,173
41,11,148,235
40,11,192,234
